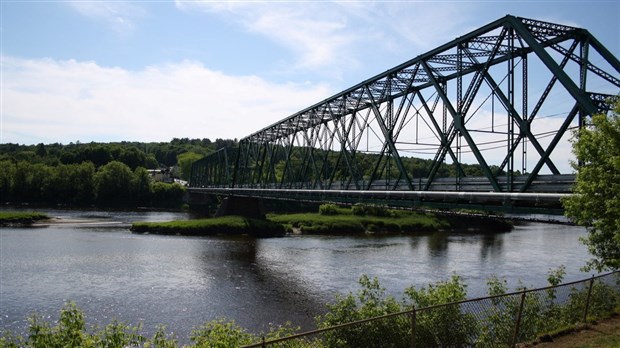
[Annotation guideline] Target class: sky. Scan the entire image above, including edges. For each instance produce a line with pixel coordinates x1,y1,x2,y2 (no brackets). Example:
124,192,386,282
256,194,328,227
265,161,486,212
1,0,619,146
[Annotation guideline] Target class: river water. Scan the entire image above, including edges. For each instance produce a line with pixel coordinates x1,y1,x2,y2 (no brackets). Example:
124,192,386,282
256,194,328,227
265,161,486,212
0,209,592,342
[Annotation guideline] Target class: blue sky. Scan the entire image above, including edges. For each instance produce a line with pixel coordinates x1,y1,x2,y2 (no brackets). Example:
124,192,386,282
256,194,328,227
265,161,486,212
1,0,619,145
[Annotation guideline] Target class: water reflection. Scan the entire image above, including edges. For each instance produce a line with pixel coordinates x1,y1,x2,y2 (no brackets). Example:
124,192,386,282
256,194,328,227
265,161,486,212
480,233,503,261
187,236,324,332
427,232,450,256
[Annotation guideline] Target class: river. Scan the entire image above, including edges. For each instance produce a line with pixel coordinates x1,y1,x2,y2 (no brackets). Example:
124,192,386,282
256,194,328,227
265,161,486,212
0,208,592,343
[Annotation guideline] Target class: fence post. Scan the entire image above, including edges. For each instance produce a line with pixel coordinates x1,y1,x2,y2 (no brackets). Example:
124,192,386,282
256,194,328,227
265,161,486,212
411,308,417,348
583,275,595,324
511,291,527,348
261,336,266,348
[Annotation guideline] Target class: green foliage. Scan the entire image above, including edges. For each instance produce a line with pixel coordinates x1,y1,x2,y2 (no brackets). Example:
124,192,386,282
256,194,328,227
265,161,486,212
144,326,178,348
317,275,408,348
2,273,620,348
563,101,620,271
93,320,145,348
177,152,204,181
0,139,223,207
94,161,137,204
404,274,477,347
131,216,285,237
270,210,447,235
190,319,254,347
318,203,342,216
477,270,620,346
0,211,48,225
152,182,186,206
351,203,393,217
560,276,620,324
316,274,476,347
1,303,299,348
25,302,91,348
0,159,185,208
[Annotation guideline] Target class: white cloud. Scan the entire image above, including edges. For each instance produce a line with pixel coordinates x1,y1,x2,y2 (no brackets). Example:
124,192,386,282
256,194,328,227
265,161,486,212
174,1,363,74
173,1,476,79
1,56,331,144
66,1,145,34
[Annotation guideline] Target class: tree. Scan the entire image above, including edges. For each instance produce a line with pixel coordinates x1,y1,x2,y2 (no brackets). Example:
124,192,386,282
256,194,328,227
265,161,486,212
94,161,136,204
0,160,15,202
133,167,153,204
563,100,620,271
177,152,203,181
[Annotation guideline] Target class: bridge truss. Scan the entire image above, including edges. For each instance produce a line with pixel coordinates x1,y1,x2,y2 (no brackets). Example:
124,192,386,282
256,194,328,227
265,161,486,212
190,15,619,211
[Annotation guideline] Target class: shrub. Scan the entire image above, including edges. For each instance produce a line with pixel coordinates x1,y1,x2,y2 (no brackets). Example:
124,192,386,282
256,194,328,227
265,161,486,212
404,274,478,347
190,319,254,347
351,204,393,217
318,204,341,216
316,275,409,347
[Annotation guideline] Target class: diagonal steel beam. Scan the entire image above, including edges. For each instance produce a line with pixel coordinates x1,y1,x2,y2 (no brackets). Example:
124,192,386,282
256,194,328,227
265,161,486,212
416,90,465,177
422,61,502,192
508,17,599,116
520,103,580,192
364,85,414,190
484,72,561,175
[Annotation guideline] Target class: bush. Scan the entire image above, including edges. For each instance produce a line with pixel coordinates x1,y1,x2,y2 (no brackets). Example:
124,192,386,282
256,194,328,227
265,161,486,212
351,204,393,217
318,204,341,216
316,275,409,347
404,274,478,347
190,319,254,347
316,274,477,347
0,303,299,348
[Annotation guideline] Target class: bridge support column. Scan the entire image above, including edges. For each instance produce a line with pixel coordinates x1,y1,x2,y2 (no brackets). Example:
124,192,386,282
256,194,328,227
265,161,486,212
215,196,266,219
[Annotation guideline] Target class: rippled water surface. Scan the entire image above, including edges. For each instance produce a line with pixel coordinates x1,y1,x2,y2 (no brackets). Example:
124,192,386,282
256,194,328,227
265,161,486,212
1,209,591,342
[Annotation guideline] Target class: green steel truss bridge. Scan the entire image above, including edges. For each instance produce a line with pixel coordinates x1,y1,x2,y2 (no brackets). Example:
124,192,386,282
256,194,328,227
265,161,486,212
189,15,619,213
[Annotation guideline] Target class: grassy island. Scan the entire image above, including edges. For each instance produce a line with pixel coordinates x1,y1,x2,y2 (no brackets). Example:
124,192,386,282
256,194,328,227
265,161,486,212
130,216,286,237
131,204,512,237
270,204,512,234
0,211,49,226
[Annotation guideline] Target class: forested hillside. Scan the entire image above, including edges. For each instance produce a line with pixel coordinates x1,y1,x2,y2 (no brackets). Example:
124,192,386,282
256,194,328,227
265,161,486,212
0,138,236,207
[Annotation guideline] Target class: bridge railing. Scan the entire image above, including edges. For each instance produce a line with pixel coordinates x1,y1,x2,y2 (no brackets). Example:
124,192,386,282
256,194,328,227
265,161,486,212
241,270,620,348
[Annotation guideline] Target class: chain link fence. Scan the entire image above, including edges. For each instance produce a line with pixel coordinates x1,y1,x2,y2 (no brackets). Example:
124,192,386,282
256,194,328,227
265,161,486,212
241,271,620,348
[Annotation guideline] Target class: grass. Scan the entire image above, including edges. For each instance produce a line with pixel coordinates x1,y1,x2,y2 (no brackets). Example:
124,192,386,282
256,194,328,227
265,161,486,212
268,210,449,234
0,211,48,225
533,313,620,347
130,215,285,237
129,204,513,237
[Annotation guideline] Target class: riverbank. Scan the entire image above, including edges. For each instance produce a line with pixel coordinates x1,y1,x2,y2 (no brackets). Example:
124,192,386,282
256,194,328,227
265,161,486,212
0,211,49,226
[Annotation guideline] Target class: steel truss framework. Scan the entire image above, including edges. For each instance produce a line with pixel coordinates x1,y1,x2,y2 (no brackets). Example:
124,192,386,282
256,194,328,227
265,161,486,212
191,15,619,196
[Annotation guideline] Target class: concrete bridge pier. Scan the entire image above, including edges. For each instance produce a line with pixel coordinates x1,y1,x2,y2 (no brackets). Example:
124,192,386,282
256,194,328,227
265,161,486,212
215,196,266,219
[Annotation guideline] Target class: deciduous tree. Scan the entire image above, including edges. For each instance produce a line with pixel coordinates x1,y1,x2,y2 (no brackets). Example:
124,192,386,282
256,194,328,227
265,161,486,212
563,100,620,271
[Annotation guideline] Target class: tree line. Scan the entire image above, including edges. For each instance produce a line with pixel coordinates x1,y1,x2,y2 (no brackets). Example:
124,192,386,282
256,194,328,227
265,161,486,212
0,138,236,171
0,138,237,207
